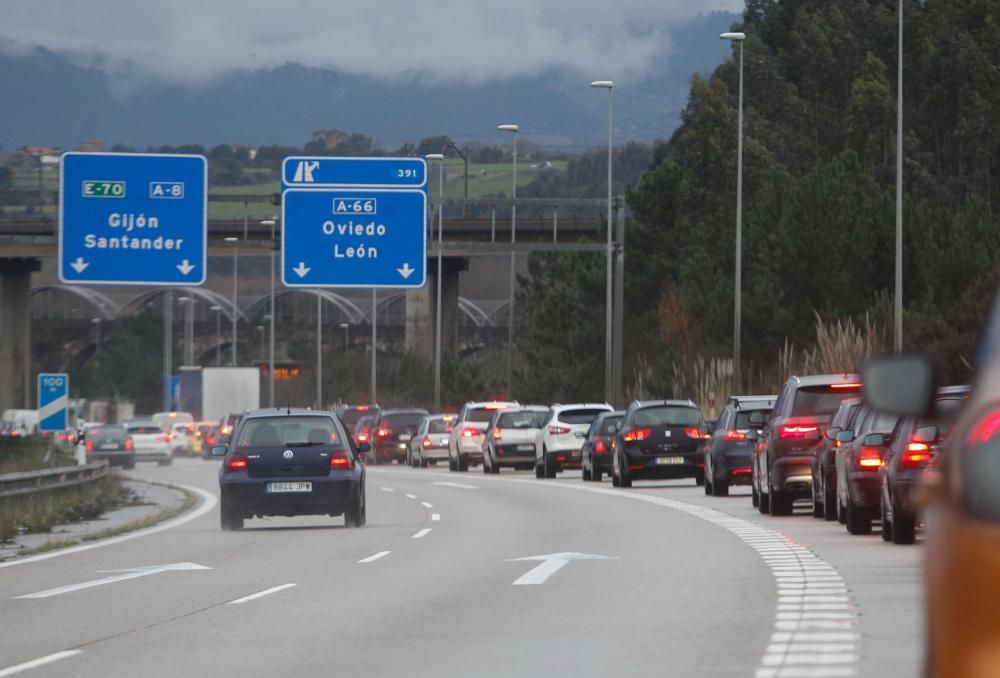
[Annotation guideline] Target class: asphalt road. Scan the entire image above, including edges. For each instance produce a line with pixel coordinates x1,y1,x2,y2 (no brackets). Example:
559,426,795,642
0,458,922,677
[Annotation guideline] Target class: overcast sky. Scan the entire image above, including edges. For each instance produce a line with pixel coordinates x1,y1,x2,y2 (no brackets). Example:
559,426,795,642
1,1,743,84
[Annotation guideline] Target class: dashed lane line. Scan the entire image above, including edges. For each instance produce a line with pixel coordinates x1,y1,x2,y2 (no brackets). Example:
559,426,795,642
226,583,297,605
405,494,417,500
432,481,479,490
0,651,82,677
411,528,432,539
358,551,391,564
431,514,441,521
380,487,395,493
421,501,433,508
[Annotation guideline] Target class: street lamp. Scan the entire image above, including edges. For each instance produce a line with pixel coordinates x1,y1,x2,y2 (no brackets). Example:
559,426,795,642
591,80,614,404
444,143,469,216
210,305,222,366
316,293,323,410
721,30,746,391
225,236,239,366
894,0,903,352
91,317,101,357
426,153,445,411
497,123,519,397
177,294,195,366
340,323,350,349
261,218,278,407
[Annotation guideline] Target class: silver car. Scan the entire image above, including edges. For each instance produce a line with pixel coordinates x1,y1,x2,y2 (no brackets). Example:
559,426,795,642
408,415,456,468
482,406,549,474
123,420,173,466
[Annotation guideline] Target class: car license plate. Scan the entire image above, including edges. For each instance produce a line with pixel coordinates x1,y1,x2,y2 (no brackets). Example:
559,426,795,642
439,437,450,445
571,450,581,458
100,443,119,450
399,433,412,441
656,456,684,465
574,431,585,438
266,482,312,493
517,444,534,452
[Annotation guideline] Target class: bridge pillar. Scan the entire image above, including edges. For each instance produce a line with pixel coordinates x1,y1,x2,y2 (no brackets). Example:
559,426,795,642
405,257,468,361
0,258,41,411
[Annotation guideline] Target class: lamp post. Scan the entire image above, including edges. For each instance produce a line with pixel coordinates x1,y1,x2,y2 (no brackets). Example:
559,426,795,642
316,293,323,410
340,323,350,349
721,31,746,391
591,80,614,404
426,153,445,411
177,294,195,366
91,318,101,357
497,123,519,397
261,218,278,406
444,143,469,217
163,289,173,410
210,305,222,366
894,0,904,352
225,236,239,366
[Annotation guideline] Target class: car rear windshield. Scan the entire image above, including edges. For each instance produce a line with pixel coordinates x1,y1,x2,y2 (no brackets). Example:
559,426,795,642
632,407,702,427
127,425,161,434
499,411,547,429
428,418,454,434
558,408,608,425
598,416,623,436
468,407,509,423
236,416,343,448
92,426,126,440
383,413,425,433
869,411,899,434
735,410,772,428
791,386,862,417
341,408,375,428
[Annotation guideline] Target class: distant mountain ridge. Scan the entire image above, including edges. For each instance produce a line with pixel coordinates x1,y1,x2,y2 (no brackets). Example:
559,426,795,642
0,11,740,151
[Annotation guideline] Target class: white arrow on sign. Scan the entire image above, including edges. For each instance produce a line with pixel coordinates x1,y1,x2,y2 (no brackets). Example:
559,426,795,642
69,257,89,273
293,262,311,278
506,552,617,586
13,562,211,599
176,259,196,276
397,263,415,279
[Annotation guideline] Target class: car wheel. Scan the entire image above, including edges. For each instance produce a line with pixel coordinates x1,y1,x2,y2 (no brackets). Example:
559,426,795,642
712,479,730,497
695,472,705,487
881,493,893,542
812,481,824,518
619,455,632,488
420,457,429,468
845,496,872,535
751,480,759,507
823,473,838,522
704,474,712,495
892,494,916,545
535,460,545,479
220,500,243,531
837,496,847,524
457,454,468,472
769,474,791,516
345,483,366,528
592,466,602,482
449,454,457,472
758,475,771,514
582,464,592,481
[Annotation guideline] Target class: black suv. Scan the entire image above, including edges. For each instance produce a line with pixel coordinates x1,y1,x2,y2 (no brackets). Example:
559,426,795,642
704,395,775,497
750,374,862,516
810,397,863,520
370,408,429,465
611,400,709,488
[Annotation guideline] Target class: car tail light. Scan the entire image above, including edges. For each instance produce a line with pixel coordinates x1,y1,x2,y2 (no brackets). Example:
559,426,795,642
901,442,931,470
10,431,19,437
221,426,232,436
356,432,369,443
779,425,819,439
330,452,352,470
376,428,391,439
623,428,652,443
856,448,883,470
548,425,571,435
206,436,216,445
593,438,607,453
461,427,480,438
732,468,751,475
125,438,134,451
557,456,566,462
356,405,370,411
684,427,710,439
85,440,94,453
444,426,454,433
157,433,172,442
831,383,863,389
226,452,248,471
724,430,747,441
422,435,433,448
493,427,503,440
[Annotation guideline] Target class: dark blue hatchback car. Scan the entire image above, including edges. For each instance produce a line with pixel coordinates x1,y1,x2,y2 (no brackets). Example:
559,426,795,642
215,409,367,530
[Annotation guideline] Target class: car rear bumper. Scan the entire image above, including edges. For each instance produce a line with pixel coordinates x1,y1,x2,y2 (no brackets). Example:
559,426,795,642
589,452,613,472
375,442,409,461
847,472,881,508
419,447,449,460
221,475,358,516
770,456,813,495
544,449,582,469
623,449,702,479
87,451,134,466
133,447,171,461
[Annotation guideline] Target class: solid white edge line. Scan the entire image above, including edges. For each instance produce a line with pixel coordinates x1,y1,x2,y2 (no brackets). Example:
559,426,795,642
411,528,432,539
0,484,218,569
358,551,391,564
226,583,297,605
0,650,82,677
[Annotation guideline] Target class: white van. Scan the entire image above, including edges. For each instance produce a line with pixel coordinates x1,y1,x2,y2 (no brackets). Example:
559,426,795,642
151,411,194,432
1,409,40,437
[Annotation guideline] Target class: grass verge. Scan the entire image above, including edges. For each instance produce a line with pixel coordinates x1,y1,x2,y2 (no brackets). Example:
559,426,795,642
0,474,128,542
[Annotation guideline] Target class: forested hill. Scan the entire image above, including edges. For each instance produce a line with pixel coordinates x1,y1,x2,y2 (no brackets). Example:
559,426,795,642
517,0,1000,402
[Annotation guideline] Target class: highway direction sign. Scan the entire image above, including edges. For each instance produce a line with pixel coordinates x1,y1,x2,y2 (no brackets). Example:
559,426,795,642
283,156,426,189
37,373,69,432
282,188,426,288
59,152,207,286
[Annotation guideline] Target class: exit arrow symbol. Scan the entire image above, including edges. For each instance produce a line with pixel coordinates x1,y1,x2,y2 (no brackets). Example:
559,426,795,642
14,562,211,599
176,259,196,276
69,257,89,274
397,263,415,279
293,262,311,278
506,552,616,586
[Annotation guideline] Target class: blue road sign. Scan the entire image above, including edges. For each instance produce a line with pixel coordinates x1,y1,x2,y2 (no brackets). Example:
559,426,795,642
59,152,207,286
283,156,426,189
38,373,69,432
282,188,426,288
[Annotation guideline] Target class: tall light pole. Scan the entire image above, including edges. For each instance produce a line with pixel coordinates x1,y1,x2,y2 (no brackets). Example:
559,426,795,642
721,31,746,391
178,294,195,366
894,0,904,352
225,236,239,366
498,123,519,397
91,318,101,357
210,305,222,366
261,218,277,406
316,293,323,410
591,80,614,404
426,153,445,411
340,323,350,350
163,289,173,410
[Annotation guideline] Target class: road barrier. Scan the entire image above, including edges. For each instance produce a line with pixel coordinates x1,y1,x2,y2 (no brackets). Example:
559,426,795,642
0,462,110,499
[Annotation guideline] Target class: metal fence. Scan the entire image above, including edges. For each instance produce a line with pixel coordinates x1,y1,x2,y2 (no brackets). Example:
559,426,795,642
0,461,110,499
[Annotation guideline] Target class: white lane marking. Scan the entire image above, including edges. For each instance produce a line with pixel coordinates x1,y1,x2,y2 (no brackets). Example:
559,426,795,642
226,583,297,605
507,552,616,586
14,563,211,600
0,484,217,569
358,551,391,564
411,528,432,539
421,501,433,508
405,493,417,499
431,513,441,521
380,487,395,493
0,651,82,677
432,481,479,490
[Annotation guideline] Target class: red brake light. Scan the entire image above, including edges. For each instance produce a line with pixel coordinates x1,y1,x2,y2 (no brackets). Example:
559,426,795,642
356,405,370,411
549,425,571,435
85,440,94,452
623,428,652,443
780,425,819,439
330,452,352,469
376,428,391,439
226,452,248,471
901,442,931,469
856,448,883,469
493,427,503,440
444,426,454,433
125,438,134,451
724,430,746,442
593,438,607,453
422,435,433,448
831,383,863,390
461,427,480,438
157,433,172,442
685,427,710,439
206,436,216,445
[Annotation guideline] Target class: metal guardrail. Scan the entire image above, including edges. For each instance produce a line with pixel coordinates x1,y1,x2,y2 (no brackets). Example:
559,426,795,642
0,461,110,499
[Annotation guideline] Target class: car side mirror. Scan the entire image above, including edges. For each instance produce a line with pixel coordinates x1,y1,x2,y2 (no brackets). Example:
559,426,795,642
357,442,371,453
863,353,937,417
748,411,766,426
836,430,855,444
211,445,228,457
863,432,886,447
913,425,939,444
745,429,759,442
825,427,842,441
